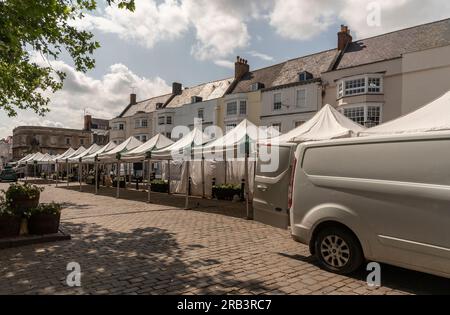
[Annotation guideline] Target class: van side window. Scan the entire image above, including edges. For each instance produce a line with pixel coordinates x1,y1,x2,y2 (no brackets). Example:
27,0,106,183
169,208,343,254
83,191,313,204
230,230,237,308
257,145,292,177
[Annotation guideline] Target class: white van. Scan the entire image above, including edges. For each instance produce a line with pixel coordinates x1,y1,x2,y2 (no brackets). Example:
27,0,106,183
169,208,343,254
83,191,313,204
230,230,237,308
253,143,296,229
290,132,450,278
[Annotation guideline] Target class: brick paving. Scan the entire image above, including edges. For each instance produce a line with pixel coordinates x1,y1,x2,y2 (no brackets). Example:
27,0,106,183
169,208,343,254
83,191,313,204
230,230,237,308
1,181,449,295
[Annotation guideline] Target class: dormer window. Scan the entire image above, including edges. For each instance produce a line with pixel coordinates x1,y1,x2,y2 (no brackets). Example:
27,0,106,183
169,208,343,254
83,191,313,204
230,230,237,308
250,82,265,91
299,71,313,81
191,96,203,103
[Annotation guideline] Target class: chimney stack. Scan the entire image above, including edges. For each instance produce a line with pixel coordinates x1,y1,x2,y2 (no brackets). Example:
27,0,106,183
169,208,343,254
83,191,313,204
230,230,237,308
130,93,137,105
235,56,249,79
84,114,92,131
337,25,352,51
172,82,182,95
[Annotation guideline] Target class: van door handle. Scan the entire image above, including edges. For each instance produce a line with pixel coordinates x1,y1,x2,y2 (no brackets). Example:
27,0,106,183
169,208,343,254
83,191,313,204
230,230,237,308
257,184,268,191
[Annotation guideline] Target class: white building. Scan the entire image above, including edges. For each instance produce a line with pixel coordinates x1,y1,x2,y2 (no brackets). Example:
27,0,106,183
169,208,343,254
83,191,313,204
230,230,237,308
155,78,232,139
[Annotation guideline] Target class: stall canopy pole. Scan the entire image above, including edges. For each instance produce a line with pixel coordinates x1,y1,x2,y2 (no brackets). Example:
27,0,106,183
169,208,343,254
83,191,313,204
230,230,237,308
201,155,205,199
25,162,28,183
244,135,252,220
94,159,99,195
184,159,190,210
79,161,82,192
167,159,171,195
66,161,69,187
55,162,58,187
224,149,227,184
147,154,152,203
116,159,121,198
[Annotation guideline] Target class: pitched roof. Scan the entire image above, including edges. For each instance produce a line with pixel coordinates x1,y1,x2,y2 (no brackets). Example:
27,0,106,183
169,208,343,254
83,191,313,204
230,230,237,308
337,18,450,70
166,78,232,108
120,93,172,118
272,50,338,86
230,49,338,94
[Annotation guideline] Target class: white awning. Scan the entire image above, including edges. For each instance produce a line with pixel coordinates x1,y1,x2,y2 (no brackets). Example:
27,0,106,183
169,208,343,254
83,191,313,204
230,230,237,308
263,104,365,144
97,137,142,162
360,91,450,136
68,144,102,163
151,128,211,160
121,134,174,162
82,141,117,163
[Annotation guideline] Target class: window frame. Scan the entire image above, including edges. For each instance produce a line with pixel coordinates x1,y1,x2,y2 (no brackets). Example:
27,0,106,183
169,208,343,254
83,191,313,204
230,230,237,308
296,88,307,108
273,93,282,111
337,74,384,99
340,103,383,127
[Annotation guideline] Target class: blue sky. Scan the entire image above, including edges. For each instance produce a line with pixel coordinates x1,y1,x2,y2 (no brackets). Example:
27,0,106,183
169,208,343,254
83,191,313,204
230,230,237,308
1,0,449,138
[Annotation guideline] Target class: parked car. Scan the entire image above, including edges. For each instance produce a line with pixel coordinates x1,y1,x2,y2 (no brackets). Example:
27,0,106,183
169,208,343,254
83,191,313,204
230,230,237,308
253,143,296,229
289,132,450,278
0,166,18,182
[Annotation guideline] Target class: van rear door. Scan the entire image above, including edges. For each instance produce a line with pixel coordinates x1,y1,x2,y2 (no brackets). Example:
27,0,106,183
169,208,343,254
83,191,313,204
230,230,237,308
253,144,295,229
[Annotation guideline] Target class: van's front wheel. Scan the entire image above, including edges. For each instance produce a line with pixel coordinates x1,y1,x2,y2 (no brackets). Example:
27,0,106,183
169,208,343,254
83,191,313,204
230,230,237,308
314,227,363,275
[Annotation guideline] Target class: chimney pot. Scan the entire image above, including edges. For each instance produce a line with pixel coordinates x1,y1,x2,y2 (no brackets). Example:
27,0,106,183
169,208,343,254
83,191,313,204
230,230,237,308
172,82,182,95
234,56,250,79
130,93,137,105
338,24,352,51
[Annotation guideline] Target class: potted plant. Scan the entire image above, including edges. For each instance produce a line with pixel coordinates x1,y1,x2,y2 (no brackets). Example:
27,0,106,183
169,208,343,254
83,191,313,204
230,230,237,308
27,202,62,235
86,175,95,185
150,180,169,193
212,184,242,201
3,183,43,215
112,176,126,188
0,196,21,238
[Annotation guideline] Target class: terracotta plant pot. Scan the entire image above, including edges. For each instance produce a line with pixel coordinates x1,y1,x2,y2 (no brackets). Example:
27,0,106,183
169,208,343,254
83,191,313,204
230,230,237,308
28,213,61,235
0,215,21,238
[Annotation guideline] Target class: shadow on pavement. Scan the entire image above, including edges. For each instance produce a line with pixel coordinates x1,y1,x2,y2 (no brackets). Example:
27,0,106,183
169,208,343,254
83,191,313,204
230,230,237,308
57,184,247,220
1,221,281,295
279,252,450,295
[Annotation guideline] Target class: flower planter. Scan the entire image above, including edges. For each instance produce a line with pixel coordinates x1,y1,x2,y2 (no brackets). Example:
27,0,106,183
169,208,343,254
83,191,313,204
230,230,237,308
150,181,169,193
112,180,126,188
10,194,40,214
0,215,21,238
28,213,61,235
86,176,95,185
212,185,242,201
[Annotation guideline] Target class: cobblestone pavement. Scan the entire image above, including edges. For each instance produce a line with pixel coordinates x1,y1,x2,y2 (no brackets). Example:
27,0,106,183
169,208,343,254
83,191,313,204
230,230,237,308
1,181,449,295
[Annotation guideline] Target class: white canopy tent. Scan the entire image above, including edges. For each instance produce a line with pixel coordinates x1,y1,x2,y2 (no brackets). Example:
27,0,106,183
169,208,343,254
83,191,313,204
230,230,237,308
81,141,117,164
198,119,274,218
121,134,174,162
263,104,365,144
66,144,103,191
360,91,450,136
151,128,211,208
53,148,76,163
96,137,142,198
97,137,142,163
68,144,102,163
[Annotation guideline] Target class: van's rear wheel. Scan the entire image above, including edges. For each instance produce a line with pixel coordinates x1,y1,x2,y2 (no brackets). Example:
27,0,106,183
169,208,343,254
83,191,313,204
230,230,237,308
314,226,363,275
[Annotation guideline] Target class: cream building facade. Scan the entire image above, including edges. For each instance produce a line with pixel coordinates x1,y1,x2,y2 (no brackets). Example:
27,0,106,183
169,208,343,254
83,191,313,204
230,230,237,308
322,20,450,127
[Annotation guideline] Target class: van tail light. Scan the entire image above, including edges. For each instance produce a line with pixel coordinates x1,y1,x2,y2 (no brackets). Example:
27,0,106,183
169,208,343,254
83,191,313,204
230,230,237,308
287,157,297,209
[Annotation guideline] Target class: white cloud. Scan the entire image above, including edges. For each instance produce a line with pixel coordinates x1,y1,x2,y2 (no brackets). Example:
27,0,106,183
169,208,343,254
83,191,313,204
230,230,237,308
0,60,170,138
248,50,274,61
270,0,336,40
214,59,234,69
269,0,450,41
77,0,189,49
